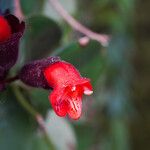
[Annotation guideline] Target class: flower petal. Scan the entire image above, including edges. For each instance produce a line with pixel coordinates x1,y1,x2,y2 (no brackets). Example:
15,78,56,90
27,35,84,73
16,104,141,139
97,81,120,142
67,97,82,120
44,61,81,88
0,16,12,42
76,78,93,95
49,88,68,117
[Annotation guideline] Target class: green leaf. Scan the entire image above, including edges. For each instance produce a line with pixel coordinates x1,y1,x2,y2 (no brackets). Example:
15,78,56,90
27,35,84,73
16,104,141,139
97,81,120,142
53,41,105,86
30,88,50,116
20,0,45,15
0,88,35,150
0,88,54,150
23,15,62,61
110,119,130,150
74,124,96,150
26,133,50,150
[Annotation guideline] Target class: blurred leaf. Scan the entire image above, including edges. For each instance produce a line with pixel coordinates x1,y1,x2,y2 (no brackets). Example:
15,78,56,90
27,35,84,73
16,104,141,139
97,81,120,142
0,0,13,12
74,124,96,150
0,88,54,150
45,110,77,150
0,88,35,150
110,119,130,150
20,0,45,15
23,15,62,61
53,40,105,86
26,133,50,150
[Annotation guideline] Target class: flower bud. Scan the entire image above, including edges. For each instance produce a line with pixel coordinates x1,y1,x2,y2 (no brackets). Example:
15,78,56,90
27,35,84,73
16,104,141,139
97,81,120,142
19,56,61,89
0,12,25,80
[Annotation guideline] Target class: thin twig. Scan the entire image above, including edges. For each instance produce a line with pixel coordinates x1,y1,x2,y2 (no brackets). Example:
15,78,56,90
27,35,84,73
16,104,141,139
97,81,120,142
49,0,110,46
12,85,56,150
0,75,19,89
14,0,24,20
36,114,55,150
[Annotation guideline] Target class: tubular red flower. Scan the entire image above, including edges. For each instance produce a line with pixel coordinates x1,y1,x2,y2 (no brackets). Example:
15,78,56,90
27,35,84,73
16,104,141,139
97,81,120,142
19,57,93,120
44,61,93,120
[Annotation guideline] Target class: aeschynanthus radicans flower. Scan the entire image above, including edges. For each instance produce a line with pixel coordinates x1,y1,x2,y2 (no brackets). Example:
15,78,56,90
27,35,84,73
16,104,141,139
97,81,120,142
0,10,25,91
0,10,25,80
44,61,93,120
19,57,93,120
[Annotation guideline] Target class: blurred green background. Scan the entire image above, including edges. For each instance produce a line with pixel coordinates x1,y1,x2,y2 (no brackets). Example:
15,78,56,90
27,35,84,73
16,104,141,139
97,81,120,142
0,0,150,150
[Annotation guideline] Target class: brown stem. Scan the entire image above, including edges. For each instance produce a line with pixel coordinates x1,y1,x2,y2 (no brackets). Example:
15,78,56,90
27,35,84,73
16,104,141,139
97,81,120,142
36,114,55,149
5,75,19,83
49,0,110,46
14,0,25,20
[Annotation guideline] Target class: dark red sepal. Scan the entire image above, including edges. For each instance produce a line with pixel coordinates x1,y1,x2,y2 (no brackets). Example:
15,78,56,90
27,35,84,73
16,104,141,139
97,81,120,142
0,12,25,81
19,56,61,89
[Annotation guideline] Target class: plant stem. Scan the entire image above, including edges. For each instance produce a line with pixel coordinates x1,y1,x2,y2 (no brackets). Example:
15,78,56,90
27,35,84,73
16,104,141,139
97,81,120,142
36,114,56,150
12,84,56,150
49,0,110,46
14,0,24,20
5,75,19,84
13,85,38,116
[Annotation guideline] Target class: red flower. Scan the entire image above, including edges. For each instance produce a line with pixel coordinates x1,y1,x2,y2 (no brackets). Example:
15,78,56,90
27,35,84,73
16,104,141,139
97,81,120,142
44,61,93,120
19,57,93,120
0,11,25,90
0,16,12,42
0,11,25,75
